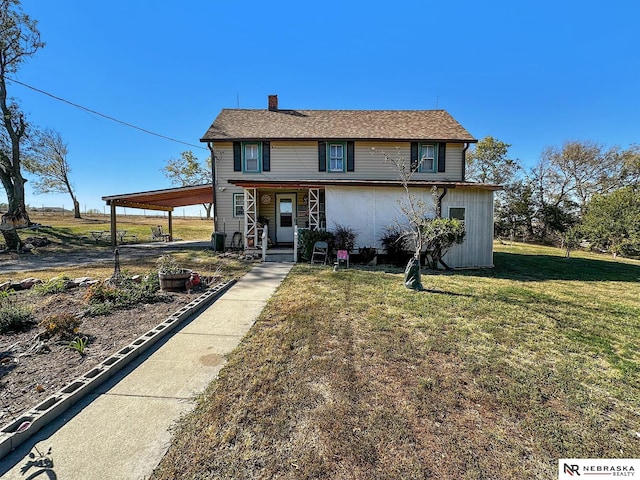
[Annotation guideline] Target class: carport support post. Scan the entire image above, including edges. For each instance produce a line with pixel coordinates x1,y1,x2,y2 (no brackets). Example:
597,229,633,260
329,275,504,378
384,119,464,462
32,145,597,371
168,211,173,241
110,203,117,247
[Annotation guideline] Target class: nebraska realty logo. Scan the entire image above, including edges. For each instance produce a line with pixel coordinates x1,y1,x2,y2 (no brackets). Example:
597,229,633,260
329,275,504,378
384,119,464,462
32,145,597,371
559,459,639,478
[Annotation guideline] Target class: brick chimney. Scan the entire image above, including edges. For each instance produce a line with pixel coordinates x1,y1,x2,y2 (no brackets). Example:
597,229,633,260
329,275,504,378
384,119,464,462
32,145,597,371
268,94,278,111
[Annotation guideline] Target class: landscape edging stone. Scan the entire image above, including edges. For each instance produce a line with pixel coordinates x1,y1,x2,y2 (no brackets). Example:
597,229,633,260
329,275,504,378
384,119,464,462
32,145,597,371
0,279,236,460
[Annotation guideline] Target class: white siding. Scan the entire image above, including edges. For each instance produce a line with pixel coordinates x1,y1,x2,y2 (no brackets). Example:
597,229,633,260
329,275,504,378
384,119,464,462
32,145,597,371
325,186,494,268
441,188,495,268
212,141,465,183
211,140,471,249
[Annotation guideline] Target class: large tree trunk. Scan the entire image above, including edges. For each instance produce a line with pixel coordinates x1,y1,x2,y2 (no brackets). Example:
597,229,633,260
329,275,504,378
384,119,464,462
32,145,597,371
0,208,26,252
0,225,22,252
0,146,31,228
73,197,81,219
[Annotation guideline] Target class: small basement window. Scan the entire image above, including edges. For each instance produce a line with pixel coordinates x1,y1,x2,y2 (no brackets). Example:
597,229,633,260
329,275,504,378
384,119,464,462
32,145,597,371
449,207,465,221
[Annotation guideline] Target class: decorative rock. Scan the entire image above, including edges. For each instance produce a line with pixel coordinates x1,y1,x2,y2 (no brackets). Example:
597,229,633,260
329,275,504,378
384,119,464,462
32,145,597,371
0,281,11,292
20,278,42,290
72,277,91,285
24,237,51,248
9,282,22,291
130,275,142,283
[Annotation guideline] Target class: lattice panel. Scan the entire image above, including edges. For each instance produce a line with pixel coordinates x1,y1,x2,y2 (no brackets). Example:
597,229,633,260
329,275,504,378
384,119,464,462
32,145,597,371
308,188,321,231
244,188,257,248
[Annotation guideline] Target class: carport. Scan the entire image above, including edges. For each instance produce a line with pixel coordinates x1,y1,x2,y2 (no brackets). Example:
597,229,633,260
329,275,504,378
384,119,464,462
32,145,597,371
102,184,214,247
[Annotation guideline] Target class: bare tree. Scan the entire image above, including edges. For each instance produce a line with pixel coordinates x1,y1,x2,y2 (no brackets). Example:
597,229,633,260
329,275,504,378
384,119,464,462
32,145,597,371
0,0,44,250
374,148,431,258
374,148,464,289
24,128,81,218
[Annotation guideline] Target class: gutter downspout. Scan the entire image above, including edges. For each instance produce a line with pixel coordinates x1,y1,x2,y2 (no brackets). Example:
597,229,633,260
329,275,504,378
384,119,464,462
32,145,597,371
462,142,470,181
207,142,217,229
437,187,448,218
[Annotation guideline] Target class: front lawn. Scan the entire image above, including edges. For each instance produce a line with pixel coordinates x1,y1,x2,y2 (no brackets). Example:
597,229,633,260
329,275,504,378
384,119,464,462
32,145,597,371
153,243,640,479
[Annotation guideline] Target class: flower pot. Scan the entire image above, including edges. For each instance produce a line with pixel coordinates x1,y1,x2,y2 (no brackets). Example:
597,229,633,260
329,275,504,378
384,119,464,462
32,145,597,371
158,269,192,291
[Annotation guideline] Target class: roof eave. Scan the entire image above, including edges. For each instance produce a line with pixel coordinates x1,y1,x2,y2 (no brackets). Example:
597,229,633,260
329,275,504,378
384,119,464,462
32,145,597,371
200,137,477,143
225,179,501,190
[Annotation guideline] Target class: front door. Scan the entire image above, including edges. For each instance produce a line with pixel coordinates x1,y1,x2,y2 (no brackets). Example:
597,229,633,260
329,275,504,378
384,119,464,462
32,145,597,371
276,193,296,244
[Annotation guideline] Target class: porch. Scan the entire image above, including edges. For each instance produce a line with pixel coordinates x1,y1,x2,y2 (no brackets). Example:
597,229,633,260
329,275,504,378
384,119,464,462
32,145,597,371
239,186,325,252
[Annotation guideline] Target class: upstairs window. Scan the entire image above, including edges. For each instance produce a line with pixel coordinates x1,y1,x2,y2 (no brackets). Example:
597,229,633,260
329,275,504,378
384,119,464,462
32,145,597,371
419,143,437,173
244,143,260,172
329,143,345,172
318,141,354,172
411,142,446,173
233,141,270,172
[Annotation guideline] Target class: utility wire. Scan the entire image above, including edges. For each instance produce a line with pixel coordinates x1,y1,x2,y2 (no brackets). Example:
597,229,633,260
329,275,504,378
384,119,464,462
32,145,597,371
7,77,207,150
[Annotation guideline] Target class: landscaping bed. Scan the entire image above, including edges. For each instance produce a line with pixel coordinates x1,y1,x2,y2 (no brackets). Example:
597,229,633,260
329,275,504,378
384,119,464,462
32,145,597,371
0,283,201,423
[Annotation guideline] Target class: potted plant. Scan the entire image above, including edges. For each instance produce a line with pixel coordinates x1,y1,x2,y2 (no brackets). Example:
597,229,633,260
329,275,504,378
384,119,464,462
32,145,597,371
157,254,192,291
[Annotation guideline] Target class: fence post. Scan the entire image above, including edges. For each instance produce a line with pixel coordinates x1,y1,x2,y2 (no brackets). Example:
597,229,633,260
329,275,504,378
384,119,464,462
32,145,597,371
293,225,298,263
261,224,268,261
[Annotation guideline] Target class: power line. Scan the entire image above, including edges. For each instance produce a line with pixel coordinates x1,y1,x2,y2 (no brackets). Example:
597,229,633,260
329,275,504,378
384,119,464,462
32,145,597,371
7,77,207,150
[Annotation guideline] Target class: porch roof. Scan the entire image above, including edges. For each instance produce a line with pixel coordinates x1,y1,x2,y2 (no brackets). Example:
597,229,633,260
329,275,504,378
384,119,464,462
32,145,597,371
226,179,502,191
102,184,214,211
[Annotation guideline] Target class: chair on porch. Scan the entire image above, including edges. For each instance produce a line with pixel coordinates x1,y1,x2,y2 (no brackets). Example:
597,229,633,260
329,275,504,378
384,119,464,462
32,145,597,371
310,241,329,265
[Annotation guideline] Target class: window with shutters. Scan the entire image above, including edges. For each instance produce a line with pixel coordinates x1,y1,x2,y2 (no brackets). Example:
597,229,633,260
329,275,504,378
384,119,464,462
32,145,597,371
319,141,354,172
419,143,437,173
243,143,261,172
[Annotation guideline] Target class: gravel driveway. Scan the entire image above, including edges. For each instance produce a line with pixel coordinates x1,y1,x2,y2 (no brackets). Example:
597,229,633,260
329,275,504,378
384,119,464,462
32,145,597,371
0,241,212,273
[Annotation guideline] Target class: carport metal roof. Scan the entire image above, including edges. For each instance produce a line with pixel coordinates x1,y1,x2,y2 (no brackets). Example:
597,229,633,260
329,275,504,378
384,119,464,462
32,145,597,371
101,184,213,246
102,184,214,211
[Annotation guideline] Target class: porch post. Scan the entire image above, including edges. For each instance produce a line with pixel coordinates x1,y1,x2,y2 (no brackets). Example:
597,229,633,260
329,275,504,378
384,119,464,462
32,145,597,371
308,188,321,230
244,187,257,249
110,203,117,247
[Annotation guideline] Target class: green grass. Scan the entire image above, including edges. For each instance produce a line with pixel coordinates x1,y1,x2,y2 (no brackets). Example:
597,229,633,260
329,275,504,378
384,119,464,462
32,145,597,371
0,212,236,284
152,243,640,480
0,249,251,285
6,211,215,248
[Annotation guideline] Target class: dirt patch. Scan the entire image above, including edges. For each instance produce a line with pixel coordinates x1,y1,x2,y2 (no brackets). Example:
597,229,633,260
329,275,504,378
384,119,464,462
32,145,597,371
0,286,200,423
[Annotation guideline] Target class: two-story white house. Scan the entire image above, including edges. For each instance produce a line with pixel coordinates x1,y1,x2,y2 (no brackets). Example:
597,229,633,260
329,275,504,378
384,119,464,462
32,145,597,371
201,95,500,268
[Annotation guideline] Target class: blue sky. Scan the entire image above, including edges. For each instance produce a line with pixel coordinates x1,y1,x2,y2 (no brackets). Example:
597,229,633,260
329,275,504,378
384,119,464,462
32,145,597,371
4,0,639,215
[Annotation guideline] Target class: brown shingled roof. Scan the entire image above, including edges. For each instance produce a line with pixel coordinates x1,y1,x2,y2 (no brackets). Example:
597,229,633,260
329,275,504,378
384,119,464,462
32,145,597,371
200,109,476,142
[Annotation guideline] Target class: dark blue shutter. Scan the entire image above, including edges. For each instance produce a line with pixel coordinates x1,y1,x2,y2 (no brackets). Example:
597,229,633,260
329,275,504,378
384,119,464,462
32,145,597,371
438,142,446,172
318,142,327,172
410,142,419,170
233,142,241,172
347,141,355,172
262,141,270,171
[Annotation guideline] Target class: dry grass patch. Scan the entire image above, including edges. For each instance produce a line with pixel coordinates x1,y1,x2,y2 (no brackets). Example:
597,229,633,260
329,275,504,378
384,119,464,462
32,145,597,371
153,244,640,480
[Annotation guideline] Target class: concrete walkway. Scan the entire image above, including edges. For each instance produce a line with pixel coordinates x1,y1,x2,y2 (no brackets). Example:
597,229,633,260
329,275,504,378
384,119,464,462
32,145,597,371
0,262,293,480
